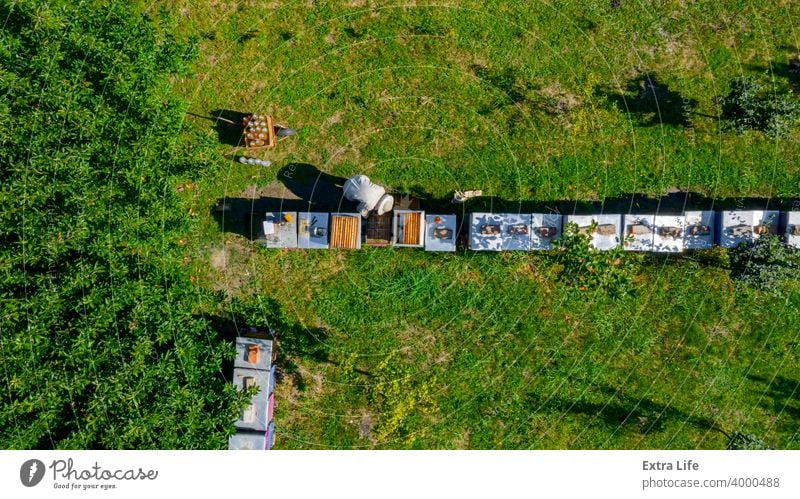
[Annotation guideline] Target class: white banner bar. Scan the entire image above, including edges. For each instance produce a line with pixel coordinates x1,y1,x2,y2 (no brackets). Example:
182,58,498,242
1,450,798,498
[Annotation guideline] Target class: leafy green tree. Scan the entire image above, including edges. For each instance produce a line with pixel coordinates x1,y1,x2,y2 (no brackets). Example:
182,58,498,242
0,1,245,449
720,76,800,137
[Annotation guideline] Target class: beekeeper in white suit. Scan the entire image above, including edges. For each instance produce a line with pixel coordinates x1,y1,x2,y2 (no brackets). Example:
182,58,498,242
342,174,394,217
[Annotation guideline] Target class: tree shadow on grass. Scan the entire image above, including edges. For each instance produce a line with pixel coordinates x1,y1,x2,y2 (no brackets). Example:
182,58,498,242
745,61,800,93
527,384,717,437
597,73,698,128
747,374,800,424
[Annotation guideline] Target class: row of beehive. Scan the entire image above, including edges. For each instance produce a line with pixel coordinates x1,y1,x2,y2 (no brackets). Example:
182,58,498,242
228,333,276,450
261,209,800,253
261,210,459,252
470,211,793,252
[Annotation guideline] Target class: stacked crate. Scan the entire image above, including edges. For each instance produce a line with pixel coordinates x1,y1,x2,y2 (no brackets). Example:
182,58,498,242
229,330,277,450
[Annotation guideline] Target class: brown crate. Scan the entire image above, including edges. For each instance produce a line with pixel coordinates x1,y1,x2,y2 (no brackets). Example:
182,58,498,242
243,115,276,149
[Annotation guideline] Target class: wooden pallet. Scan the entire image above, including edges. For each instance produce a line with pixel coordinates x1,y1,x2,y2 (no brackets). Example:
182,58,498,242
401,212,422,245
330,215,359,249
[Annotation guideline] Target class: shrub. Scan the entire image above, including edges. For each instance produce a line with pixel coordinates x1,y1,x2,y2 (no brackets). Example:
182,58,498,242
729,233,800,297
726,432,771,450
720,76,800,137
553,222,639,299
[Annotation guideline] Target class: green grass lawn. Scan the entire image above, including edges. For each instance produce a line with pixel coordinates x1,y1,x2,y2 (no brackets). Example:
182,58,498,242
162,1,799,448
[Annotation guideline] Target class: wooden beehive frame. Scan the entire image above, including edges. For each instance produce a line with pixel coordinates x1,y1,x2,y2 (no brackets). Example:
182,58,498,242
401,212,422,245
330,215,360,249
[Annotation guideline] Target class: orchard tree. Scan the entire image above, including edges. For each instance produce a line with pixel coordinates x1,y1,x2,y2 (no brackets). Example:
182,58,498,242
0,1,246,448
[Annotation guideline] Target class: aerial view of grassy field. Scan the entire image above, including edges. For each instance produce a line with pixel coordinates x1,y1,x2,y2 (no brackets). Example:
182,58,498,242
168,0,800,449
2,0,799,452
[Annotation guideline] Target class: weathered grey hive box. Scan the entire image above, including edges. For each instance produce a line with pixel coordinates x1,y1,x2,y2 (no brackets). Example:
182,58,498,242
392,210,425,248
234,336,273,372
565,214,622,250
233,367,270,432
623,214,655,251
297,211,330,249
684,210,716,249
785,211,800,248
263,212,298,249
425,214,457,252
530,213,563,250
718,210,779,248
470,213,504,251
652,215,686,253
501,213,532,251
228,432,267,450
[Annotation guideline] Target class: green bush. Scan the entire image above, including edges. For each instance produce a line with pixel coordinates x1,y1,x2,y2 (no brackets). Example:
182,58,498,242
553,222,639,299
729,233,800,297
720,76,800,137
726,432,771,450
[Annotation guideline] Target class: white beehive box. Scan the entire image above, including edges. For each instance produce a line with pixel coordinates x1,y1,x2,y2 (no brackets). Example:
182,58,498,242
684,210,716,249
652,215,686,253
501,213,532,251
718,210,779,248
565,214,622,251
228,432,267,450
233,367,270,433
263,212,298,249
234,336,273,372
785,211,800,248
297,212,330,249
470,213,504,251
530,214,563,250
623,214,655,251
425,214,457,252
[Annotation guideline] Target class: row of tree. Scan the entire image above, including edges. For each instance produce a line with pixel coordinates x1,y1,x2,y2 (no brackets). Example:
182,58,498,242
0,1,247,448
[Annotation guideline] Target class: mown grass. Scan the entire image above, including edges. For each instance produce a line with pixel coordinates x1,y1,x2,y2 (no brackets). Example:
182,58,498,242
159,1,800,448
